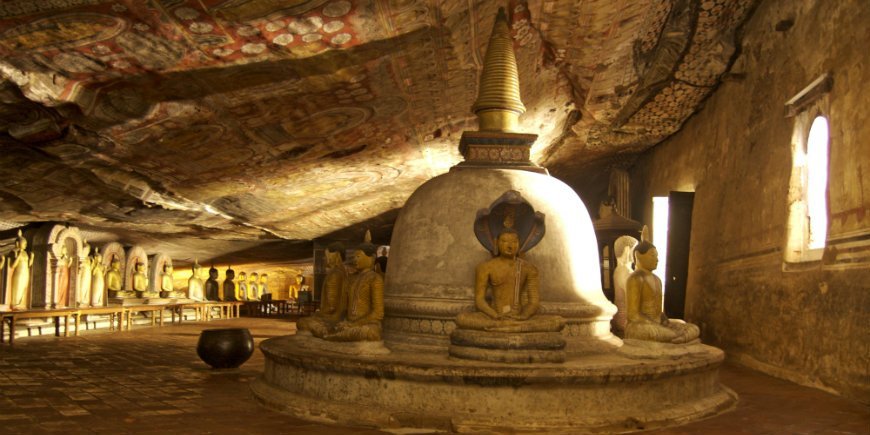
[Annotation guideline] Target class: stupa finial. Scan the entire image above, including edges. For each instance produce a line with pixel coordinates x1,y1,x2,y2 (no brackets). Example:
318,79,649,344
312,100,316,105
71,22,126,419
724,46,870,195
472,7,526,133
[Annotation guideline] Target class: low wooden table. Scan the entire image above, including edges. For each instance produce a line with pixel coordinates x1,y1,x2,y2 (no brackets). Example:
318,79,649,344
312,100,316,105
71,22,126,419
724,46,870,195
124,305,167,330
0,308,79,345
76,306,126,334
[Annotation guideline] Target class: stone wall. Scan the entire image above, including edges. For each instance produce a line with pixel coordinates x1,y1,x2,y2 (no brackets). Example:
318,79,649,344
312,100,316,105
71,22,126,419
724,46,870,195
631,0,870,403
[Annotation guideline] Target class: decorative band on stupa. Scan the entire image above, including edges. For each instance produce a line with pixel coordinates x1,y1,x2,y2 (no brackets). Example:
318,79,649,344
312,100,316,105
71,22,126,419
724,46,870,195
456,6,545,174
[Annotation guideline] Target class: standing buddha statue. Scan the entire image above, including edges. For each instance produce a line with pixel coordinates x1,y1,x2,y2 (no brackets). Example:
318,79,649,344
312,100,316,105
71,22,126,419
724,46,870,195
90,248,105,307
77,241,93,307
56,245,73,308
8,230,34,310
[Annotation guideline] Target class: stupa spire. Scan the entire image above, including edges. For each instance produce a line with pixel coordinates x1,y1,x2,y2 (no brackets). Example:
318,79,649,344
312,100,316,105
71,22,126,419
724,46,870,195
472,7,526,132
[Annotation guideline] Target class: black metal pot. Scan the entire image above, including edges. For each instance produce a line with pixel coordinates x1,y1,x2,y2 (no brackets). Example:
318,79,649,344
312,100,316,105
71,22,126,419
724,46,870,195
196,328,254,369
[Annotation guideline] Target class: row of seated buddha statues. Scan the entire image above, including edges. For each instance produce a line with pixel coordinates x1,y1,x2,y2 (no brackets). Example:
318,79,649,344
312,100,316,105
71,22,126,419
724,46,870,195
297,232,384,342
216,267,270,302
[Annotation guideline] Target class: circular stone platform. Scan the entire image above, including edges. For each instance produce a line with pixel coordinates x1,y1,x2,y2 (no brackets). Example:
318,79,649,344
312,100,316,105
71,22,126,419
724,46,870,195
252,335,737,433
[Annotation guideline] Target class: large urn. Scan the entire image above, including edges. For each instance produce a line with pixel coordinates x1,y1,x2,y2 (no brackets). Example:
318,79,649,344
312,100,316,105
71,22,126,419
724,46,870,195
196,328,255,369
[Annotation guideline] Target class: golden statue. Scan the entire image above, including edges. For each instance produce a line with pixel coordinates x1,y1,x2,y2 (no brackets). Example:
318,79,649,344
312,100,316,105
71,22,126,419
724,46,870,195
289,274,303,299
237,271,248,301
8,230,34,310
56,245,73,307
298,243,347,338
625,229,700,344
188,260,204,301
612,235,639,336
132,260,154,298
77,240,93,306
90,248,105,307
106,256,132,298
455,230,564,332
222,267,237,301
325,233,383,342
248,272,259,300
450,192,566,363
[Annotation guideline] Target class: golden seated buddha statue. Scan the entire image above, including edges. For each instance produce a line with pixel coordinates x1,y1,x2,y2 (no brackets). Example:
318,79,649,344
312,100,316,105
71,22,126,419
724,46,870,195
324,234,384,342
625,234,700,345
297,243,347,338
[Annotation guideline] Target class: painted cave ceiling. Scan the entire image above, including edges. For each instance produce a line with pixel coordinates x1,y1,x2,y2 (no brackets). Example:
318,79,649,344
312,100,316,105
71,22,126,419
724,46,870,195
0,0,756,263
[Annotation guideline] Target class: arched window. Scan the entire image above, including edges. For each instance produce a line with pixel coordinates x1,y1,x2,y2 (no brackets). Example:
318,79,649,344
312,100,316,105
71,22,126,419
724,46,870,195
805,116,829,250
785,113,830,263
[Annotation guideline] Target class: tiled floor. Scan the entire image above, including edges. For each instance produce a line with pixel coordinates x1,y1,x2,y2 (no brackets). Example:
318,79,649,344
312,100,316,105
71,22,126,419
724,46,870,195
0,317,867,434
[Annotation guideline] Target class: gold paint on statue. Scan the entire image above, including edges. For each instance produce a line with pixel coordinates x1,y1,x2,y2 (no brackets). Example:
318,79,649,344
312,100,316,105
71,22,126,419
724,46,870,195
106,256,132,298
625,227,699,344
471,7,525,133
455,230,564,332
8,230,34,310
90,249,105,307
132,261,154,298
325,232,384,342
298,243,347,338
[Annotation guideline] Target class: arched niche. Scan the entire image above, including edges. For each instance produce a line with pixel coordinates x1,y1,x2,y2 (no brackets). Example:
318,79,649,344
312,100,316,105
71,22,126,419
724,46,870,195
124,246,148,291
148,253,172,293
30,223,84,309
101,242,126,290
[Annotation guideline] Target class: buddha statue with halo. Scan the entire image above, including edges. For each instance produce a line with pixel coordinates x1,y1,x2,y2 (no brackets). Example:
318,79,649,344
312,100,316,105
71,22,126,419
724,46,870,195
450,191,566,363
325,232,384,342
90,248,105,307
625,227,700,344
8,230,34,310
159,262,186,298
132,260,155,298
298,242,347,338
205,264,220,301
106,256,133,298
188,260,205,301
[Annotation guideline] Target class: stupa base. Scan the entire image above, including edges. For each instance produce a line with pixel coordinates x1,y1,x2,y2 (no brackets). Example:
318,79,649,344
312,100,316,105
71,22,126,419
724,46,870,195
252,335,737,433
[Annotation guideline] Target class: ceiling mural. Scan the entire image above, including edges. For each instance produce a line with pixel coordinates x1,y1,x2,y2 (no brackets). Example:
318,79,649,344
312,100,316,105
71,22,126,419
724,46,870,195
0,0,757,262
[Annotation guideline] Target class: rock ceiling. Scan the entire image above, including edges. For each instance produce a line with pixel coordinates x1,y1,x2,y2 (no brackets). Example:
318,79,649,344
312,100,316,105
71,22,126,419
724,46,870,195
0,0,756,263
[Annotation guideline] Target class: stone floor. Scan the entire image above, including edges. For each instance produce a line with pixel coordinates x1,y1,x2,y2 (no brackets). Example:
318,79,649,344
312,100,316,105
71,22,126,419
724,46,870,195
0,317,866,434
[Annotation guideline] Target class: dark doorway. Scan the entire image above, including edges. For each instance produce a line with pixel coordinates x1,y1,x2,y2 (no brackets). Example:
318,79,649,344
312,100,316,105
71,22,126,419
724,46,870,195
664,191,694,319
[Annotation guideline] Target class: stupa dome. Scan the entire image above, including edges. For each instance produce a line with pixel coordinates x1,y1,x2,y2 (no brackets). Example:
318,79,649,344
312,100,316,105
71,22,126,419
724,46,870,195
384,167,619,352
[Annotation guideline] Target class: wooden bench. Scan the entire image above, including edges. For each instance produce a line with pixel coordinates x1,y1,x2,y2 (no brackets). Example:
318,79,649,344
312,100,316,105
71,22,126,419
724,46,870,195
123,305,167,330
0,308,79,345
76,306,126,334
